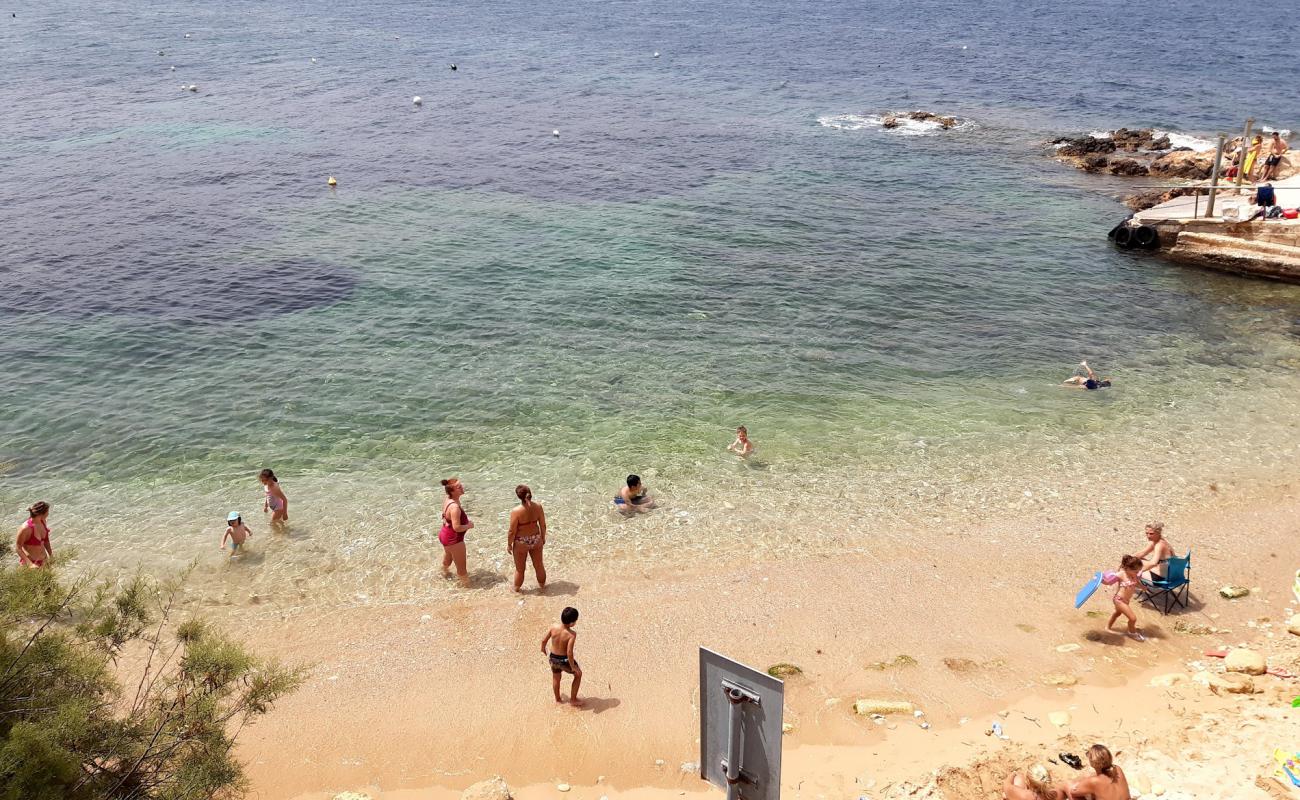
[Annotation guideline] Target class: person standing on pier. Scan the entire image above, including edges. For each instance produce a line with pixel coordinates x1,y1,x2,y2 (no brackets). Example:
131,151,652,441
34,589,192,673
1260,131,1290,182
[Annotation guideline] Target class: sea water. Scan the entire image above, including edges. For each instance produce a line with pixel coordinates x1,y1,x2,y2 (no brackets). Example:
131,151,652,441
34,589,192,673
2,0,1298,611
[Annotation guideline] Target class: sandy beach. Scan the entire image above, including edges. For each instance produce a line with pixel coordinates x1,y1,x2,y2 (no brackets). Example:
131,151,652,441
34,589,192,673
222,482,1300,800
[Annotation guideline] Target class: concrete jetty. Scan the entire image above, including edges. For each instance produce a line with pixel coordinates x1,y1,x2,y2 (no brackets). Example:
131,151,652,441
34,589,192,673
1118,176,1300,282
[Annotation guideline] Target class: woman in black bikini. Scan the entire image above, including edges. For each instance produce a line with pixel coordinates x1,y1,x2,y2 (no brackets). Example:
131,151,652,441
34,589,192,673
508,484,547,592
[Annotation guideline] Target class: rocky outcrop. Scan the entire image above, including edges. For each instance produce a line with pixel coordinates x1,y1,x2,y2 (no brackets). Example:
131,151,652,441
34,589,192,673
1149,150,1217,179
1054,136,1116,158
905,110,960,129
1107,157,1148,176
462,777,513,800
1123,187,1195,211
1224,649,1266,676
1110,127,1170,151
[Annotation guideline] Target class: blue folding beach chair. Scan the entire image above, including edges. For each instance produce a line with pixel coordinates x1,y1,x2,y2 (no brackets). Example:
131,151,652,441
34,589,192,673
1138,551,1191,614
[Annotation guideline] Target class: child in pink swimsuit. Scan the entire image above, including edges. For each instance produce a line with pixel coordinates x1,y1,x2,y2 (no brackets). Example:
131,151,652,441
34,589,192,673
260,468,289,529
1106,554,1145,642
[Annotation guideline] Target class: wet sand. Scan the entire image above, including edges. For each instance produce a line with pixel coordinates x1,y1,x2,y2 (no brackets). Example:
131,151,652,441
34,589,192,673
227,482,1299,799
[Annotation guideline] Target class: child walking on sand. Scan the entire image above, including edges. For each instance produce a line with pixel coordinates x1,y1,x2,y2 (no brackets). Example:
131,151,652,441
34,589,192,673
260,469,289,529
222,512,252,558
541,607,582,706
726,425,755,459
1107,555,1145,641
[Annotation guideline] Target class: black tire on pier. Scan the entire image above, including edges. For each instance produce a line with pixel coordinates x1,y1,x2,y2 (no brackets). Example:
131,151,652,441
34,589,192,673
1113,225,1135,249
1134,225,1160,250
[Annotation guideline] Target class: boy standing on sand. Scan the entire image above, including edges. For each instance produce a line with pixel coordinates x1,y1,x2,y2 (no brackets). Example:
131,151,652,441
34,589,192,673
541,607,582,706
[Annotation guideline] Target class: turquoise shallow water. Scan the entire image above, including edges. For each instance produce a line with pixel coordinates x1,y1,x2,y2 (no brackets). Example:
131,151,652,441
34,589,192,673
2,0,1299,608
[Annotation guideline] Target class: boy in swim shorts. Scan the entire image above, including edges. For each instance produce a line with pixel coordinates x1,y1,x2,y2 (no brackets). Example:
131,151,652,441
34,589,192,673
541,606,582,705
222,512,252,558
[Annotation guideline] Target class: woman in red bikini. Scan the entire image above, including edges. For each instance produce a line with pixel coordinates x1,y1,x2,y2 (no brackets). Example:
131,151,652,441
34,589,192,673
439,477,473,586
16,501,53,568
508,484,547,593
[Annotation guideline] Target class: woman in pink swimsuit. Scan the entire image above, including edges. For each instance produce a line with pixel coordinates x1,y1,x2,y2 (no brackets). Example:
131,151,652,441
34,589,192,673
16,501,53,568
508,484,547,593
439,477,473,586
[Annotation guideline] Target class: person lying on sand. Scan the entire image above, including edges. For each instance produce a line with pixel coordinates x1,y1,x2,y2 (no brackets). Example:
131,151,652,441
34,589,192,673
615,474,655,512
1134,521,1174,580
1057,745,1129,800
541,606,583,706
1062,361,1111,390
1003,763,1059,800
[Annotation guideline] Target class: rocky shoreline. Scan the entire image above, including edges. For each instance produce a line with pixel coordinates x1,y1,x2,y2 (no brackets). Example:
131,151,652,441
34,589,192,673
1050,128,1222,210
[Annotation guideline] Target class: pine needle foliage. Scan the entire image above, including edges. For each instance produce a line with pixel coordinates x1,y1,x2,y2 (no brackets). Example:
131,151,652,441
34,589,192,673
0,564,303,799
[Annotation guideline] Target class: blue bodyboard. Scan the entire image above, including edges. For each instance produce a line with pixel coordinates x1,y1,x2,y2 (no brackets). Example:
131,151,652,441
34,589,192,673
1074,572,1103,609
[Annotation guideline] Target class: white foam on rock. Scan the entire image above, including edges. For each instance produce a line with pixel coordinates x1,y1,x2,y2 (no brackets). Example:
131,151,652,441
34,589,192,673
817,113,966,136
1153,130,1216,152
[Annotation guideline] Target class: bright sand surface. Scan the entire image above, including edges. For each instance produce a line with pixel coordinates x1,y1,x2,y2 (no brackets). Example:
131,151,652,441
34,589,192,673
225,482,1300,799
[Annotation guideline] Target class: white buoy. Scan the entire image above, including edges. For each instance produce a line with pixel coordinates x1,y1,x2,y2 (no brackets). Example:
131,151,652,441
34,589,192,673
184,33,191,38
961,45,968,50
552,129,560,137
188,84,197,92
170,65,175,71
653,51,660,58
311,57,317,63
412,95,422,106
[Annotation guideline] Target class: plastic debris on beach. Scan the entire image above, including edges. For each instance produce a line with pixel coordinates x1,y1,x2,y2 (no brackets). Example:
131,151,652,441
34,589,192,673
1219,585,1250,599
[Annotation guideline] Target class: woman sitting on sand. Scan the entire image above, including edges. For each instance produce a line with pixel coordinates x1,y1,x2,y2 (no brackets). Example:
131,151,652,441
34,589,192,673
1058,745,1129,800
439,477,474,586
508,484,547,593
1003,764,1059,800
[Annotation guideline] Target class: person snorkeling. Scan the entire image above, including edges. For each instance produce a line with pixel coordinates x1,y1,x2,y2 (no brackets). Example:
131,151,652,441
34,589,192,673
1062,360,1111,390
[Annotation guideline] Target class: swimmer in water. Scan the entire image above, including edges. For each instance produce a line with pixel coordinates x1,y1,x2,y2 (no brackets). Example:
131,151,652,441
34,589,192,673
615,474,654,513
726,425,754,459
1062,360,1111,390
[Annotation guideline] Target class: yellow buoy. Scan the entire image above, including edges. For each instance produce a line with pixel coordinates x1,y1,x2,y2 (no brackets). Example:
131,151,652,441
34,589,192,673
327,176,337,187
